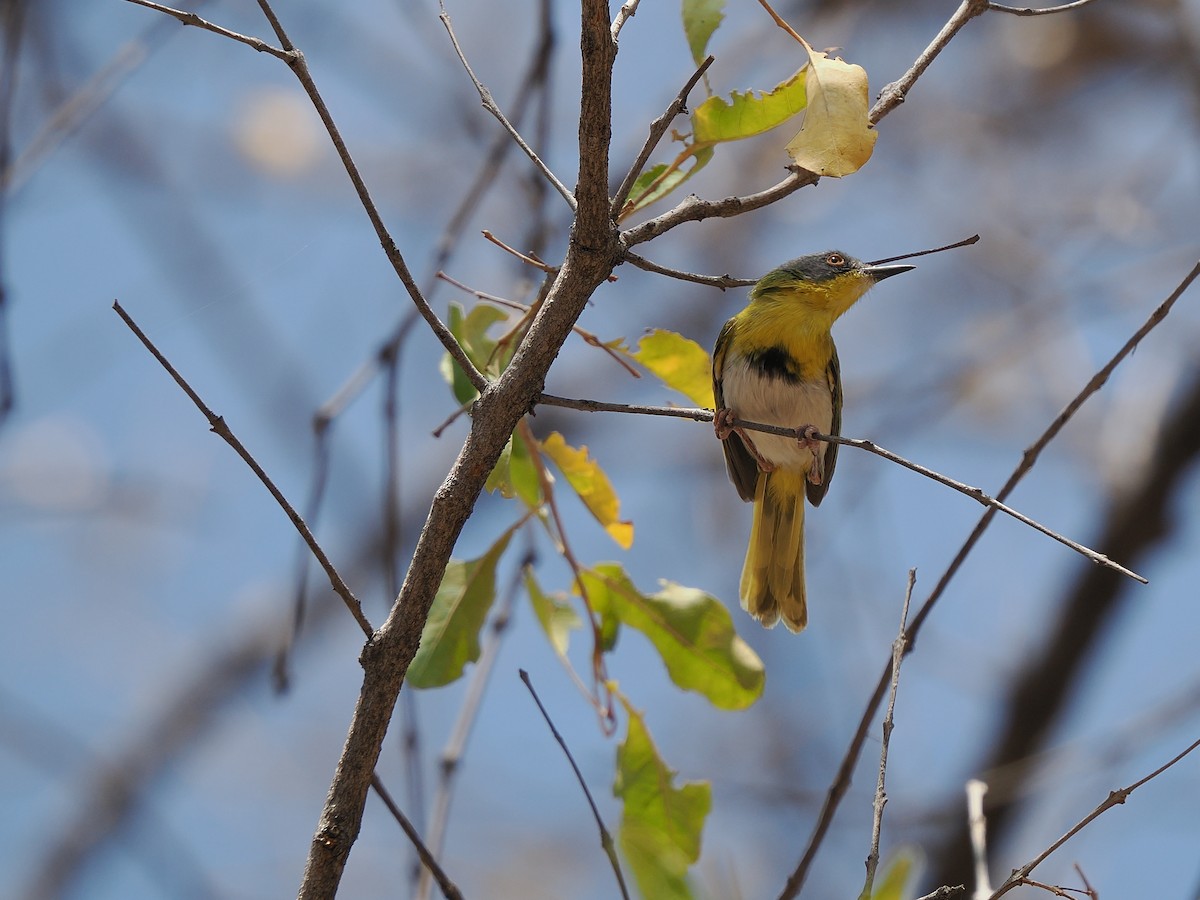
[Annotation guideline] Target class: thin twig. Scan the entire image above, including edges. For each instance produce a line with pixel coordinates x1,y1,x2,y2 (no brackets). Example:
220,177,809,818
533,394,1145,583
416,549,532,900
112,301,374,637
610,0,642,41
122,0,293,59
611,55,713,218
439,2,576,210
779,259,1200,899
987,0,1099,15
871,0,990,122
859,570,916,900
987,735,1200,898
369,774,464,900
621,168,818,247
916,888,967,900
126,0,487,393
622,250,752,289
438,272,640,377
520,669,631,900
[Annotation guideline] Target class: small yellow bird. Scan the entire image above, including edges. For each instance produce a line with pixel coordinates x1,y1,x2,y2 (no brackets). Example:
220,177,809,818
712,251,914,632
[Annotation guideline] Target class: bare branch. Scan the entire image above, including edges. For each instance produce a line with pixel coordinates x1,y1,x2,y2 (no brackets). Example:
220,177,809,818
871,0,990,122
622,250,752,289
370,775,463,900
122,0,292,59
520,669,631,900
621,168,818,247
859,570,916,900
112,301,374,638
533,395,1146,583
611,55,714,218
987,0,1100,15
611,0,642,41
988,735,1200,898
439,1,576,210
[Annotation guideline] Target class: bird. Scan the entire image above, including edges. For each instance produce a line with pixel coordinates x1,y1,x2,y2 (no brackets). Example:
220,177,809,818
712,250,914,632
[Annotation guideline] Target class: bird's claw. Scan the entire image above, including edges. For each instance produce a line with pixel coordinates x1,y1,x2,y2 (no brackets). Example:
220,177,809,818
795,424,824,485
716,407,776,473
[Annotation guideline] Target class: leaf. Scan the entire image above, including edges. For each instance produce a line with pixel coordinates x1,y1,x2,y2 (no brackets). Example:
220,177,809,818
614,694,710,900
785,50,876,177
622,147,714,220
682,0,725,66
484,427,542,507
691,67,808,144
622,68,807,219
439,303,508,405
541,432,633,549
525,567,581,657
406,529,514,688
580,563,764,710
870,848,920,900
633,329,715,408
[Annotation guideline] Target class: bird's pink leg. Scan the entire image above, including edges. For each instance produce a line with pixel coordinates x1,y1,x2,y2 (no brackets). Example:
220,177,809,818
716,408,776,473
796,424,824,485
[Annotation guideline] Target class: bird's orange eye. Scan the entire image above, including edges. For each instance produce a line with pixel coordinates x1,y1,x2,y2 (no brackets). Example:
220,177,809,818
826,253,846,267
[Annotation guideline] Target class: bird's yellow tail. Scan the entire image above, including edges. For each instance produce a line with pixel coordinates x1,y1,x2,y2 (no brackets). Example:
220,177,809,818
740,470,808,632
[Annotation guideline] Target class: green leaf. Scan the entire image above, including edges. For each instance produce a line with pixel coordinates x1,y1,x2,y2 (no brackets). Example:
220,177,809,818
580,563,764,710
541,432,633,549
525,567,581,657
682,0,725,66
439,303,508,404
692,66,808,144
622,146,714,220
510,426,543,508
484,427,542,507
614,695,710,900
633,329,715,408
406,529,514,688
869,849,920,900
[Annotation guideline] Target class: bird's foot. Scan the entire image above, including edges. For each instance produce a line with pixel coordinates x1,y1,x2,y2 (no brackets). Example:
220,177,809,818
795,424,824,485
714,407,737,440
716,408,776,473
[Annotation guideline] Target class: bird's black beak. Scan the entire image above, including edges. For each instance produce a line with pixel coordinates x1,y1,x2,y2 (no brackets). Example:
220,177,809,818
862,263,915,282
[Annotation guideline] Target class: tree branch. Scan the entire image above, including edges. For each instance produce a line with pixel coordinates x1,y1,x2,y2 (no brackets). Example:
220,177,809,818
295,0,620,892
439,1,576,211
112,301,374,638
533,395,1145,583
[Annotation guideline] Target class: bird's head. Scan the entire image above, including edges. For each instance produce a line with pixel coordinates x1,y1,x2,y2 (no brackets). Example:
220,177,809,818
750,251,914,324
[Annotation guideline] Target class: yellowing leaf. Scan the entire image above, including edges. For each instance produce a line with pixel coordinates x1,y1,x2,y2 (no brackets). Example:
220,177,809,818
682,0,725,66
691,67,808,144
614,694,710,900
633,329,715,408
785,51,876,177
580,563,764,710
541,432,633,549
406,529,513,688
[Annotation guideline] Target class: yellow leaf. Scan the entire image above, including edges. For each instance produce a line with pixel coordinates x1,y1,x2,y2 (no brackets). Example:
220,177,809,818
633,330,715,409
785,51,876,177
541,432,634,549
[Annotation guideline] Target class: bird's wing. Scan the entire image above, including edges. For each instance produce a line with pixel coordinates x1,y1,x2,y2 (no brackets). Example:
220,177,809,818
713,318,760,503
807,345,841,507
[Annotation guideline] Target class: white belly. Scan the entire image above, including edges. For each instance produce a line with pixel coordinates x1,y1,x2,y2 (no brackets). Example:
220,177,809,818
721,354,833,471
